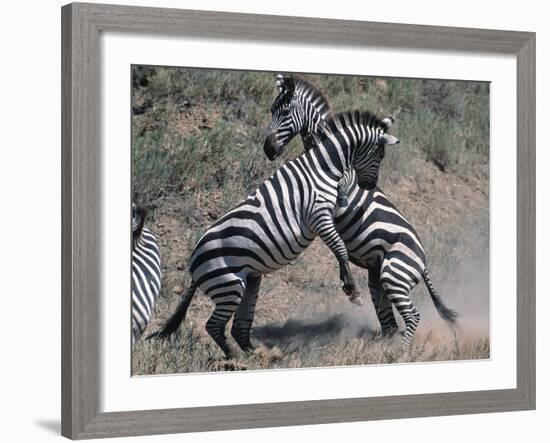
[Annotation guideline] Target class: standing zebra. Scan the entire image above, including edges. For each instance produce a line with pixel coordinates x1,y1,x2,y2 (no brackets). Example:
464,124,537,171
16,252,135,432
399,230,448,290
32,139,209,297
148,111,400,358
132,203,162,348
264,74,457,351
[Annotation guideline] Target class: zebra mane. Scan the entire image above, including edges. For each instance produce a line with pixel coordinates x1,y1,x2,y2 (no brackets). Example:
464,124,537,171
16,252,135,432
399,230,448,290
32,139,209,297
275,74,331,118
320,110,386,138
292,75,331,118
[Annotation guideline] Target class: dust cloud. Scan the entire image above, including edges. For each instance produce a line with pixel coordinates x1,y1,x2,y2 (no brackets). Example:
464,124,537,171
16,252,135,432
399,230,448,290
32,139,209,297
251,255,490,357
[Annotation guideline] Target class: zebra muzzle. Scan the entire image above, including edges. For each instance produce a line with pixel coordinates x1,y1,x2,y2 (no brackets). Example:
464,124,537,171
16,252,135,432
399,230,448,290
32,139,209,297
263,136,281,161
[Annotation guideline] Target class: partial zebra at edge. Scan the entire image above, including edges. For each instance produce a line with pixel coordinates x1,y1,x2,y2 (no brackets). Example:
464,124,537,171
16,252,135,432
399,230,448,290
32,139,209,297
132,203,163,348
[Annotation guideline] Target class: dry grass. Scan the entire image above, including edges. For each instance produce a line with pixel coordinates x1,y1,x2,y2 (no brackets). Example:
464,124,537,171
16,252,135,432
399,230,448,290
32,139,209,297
134,281,489,374
131,67,490,375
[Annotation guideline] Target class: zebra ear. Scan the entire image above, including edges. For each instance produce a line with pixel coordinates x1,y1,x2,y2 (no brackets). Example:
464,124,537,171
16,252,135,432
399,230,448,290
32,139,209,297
381,116,394,130
380,134,400,145
132,205,147,236
276,74,295,95
283,76,296,94
276,74,285,92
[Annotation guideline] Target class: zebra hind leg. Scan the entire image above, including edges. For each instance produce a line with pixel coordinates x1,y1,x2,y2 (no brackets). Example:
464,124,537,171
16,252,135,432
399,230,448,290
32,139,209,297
231,275,262,354
205,279,245,359
380,267,420,352
368,273,398,339
377,295,399,338
383,291,420,352
398,303,420,352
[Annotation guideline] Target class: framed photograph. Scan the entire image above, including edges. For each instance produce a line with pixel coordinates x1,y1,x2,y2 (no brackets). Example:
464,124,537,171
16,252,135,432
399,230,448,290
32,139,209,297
61,2,535,439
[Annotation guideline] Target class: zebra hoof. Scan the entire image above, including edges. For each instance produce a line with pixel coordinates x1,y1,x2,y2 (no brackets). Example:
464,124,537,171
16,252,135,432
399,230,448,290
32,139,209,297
342,285,363,306
342,284,356,296
144,329,164,340
380,327,399,339
213,359,248,371
375,328,394,340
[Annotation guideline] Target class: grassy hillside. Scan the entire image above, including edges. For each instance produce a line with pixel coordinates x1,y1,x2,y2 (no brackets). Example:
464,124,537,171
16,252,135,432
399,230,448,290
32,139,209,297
132,66,490,374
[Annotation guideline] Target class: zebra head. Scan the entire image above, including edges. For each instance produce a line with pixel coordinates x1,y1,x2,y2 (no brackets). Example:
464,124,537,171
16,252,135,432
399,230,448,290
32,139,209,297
264,75,304,160
264,74,332,160
132,203,146,238
350,114,400,190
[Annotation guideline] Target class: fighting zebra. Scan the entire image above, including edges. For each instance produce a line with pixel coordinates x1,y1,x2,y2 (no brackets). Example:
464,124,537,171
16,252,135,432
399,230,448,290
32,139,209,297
263,74,457,351
132,203,162,348
148,111,400,358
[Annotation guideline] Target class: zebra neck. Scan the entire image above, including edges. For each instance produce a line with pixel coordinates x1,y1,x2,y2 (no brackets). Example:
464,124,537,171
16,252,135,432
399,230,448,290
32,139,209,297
297,86,328,138
297,107,326,152
324,114,381,169
307,136,352,183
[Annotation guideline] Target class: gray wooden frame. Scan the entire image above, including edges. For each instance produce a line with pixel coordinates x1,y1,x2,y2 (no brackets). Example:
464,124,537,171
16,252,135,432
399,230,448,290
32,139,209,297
61,2,536,439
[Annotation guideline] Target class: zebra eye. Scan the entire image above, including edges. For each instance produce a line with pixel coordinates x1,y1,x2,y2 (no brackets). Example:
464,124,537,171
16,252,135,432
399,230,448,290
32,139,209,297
279,108,290,117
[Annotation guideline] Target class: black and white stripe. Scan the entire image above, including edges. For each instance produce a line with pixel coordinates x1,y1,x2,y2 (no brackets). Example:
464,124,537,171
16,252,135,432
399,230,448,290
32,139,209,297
150,111,398,358
264,75,457,351
132,203,162,348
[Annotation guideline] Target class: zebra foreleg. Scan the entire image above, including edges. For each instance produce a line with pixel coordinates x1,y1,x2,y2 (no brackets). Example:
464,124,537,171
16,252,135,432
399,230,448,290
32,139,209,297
339,260,363,305
312,209,362,305
231,275,262,354
336,177,349,208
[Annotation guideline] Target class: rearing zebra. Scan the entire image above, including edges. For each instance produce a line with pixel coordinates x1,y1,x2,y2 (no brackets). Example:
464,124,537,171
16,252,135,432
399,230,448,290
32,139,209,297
132,203,162,348
148,111,400,358
264,74,458,351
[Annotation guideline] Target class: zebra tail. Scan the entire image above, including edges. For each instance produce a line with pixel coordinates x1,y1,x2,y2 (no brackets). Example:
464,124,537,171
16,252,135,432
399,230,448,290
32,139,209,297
423,269,458,323
146,282,197,340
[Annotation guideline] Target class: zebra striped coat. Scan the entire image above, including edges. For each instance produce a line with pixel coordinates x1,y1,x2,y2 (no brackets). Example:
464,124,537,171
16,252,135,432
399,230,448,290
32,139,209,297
264,75,457,350
132,204,162,347
150,111,399,358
